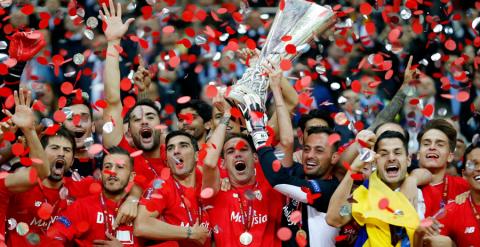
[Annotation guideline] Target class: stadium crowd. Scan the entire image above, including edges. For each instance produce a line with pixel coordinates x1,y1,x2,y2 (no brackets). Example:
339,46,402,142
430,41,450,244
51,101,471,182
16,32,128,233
0,0,479,246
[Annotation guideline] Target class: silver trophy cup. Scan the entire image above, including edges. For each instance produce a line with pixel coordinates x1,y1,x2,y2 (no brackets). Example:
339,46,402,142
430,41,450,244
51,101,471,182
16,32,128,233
227,0,336,108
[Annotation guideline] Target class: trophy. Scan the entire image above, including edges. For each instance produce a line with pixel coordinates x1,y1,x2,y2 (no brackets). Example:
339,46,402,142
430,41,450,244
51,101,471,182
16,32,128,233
227,0,336,108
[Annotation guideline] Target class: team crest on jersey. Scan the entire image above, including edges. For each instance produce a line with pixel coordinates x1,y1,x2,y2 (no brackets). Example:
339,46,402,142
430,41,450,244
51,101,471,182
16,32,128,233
464,226,475,234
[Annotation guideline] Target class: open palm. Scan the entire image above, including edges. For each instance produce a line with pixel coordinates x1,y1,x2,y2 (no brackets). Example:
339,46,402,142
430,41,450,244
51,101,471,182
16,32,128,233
4,88,35,131
100,0,135,41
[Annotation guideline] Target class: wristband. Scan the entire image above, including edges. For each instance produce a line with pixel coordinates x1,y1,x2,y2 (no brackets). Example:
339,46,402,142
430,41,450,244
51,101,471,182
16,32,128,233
186,226,192,239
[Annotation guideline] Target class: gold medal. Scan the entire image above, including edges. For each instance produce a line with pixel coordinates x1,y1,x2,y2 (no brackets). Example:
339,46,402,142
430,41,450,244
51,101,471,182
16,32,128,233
239,231,253,245
296,229,307,240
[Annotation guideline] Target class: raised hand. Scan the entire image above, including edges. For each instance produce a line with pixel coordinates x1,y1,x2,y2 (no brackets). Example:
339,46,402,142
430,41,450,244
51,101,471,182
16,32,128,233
3,88,36,131
262,59,283,90
237,48,260,67
402,56,419,88
239,94,269,149
212,91,231,115
100,0,135,42
133,56,153,93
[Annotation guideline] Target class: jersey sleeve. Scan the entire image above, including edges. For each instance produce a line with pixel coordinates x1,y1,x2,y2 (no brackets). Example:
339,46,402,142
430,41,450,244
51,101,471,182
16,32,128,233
257,146,339,212
139,180,170,214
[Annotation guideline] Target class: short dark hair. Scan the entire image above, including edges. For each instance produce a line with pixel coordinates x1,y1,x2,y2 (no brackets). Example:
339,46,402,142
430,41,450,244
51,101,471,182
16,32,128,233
222,133,255,157
176,99,212,122
41,127,76,151
463,142,480,167
374,131,409,153
102,146,134,170
64,92,92,118
374,122,410,143
124,99,162,124
305,126,340,151
417,119,457,152
165,131,199,151
298,109,334,132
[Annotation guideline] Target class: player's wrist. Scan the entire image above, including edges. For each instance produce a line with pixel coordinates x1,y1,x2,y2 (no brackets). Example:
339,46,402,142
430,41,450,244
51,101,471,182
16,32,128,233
186,226,192,239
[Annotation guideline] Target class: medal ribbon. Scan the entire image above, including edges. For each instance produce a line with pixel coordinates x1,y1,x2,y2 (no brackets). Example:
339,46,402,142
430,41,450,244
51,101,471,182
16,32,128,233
99,193,121,237
37,179,63,217
145,159,160,178
235,182,259,232
174,180,201,226
440,177,448,209
468,195,480,228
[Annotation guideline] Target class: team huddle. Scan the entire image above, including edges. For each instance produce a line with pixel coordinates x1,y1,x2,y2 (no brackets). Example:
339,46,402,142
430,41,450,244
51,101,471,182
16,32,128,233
0,0,479,247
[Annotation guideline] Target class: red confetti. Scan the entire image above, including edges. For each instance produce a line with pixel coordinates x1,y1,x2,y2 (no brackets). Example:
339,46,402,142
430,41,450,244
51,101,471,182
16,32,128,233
277,227,292,241
285,44,297,55
53,110,66,123
289,210,302,224
205,85,218,99
235,140,246,150
61,82,74,95
280,59,292,71
177,96,191,104
378,198,389,210
444,39,456,51
365,21,376,35
335,235,348,242
20,4,35,15
351,173,363,181
422,104,434,117
272,160,282,172
328,133,341,145
351,80,361,93
88,144,103,156
130,150,143,158
162,26,175,34
200,187,214,199
456,91,469,102
38,202,53,220
281,35,292,42
359,3,373,15
95,100,108,109
279,0,285,11
28,168,37,184
12,143,25,157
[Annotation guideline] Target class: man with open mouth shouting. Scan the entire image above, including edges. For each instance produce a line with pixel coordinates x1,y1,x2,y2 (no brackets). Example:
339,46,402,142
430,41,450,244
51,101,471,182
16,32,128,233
6,126,101,246
47,147,137,246
327,131,429,246
102,0,165,191
417,119,470,218
201,92,284,247
135,131,211,247
62,93,98,178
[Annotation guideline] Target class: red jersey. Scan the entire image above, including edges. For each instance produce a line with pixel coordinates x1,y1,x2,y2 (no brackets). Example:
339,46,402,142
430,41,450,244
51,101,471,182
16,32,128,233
205,176,284,247
139,169,210,247
6,177,98,246
119,137,165,190
0,178,11,245
48,192,136,246
421,175,469,217
439,196,480,247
